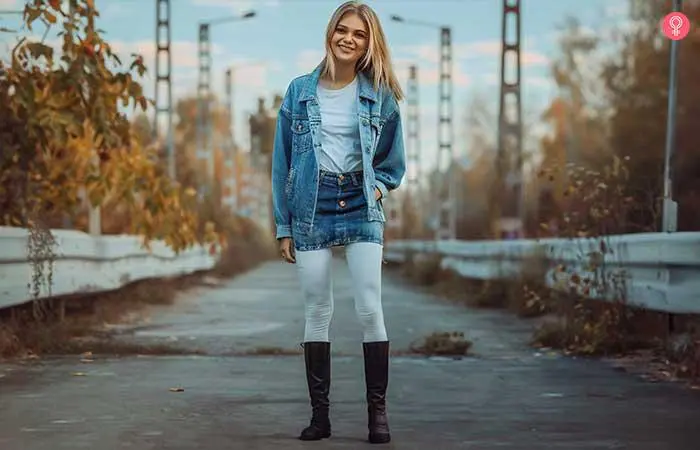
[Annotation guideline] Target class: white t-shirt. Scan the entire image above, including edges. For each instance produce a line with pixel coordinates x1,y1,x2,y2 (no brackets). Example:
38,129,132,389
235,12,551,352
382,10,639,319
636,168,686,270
316,77,363,173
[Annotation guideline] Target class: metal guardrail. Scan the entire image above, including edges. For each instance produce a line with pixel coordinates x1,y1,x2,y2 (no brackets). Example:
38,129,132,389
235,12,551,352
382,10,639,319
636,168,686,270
385,232,700,315
0,227,218,310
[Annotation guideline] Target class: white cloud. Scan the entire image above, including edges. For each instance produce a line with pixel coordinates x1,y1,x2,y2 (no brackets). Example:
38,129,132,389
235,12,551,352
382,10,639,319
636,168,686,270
481,73,551,89
293,51,471,88
296,48,324,72
109,39,226,71
190,0,280,14
0,0,21,8
397,39,549,67
394,58,471,88
222,58,280,88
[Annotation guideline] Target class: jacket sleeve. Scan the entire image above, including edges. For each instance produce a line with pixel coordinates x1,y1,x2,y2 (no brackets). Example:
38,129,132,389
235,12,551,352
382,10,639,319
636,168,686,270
372,103,406,199
271,87,293,240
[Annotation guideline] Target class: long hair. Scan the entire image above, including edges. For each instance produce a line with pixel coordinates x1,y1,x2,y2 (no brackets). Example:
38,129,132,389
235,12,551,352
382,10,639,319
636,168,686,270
320,1,404,102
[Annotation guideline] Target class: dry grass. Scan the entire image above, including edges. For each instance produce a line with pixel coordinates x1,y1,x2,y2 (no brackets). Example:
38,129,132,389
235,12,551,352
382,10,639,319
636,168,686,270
408,331,473,357
243,346,303,356
0,274,207,359
393,251,700,384
397,254,555,318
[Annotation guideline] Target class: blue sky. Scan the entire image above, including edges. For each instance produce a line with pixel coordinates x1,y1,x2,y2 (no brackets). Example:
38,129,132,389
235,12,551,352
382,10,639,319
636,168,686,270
0,0,629,170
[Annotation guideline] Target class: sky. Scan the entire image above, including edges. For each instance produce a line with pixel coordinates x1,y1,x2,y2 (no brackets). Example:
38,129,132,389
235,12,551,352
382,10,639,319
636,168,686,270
0,0,631,171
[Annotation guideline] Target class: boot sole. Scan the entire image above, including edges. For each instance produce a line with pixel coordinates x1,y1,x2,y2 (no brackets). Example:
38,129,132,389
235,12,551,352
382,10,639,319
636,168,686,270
368,433,391,444
299,432,331,441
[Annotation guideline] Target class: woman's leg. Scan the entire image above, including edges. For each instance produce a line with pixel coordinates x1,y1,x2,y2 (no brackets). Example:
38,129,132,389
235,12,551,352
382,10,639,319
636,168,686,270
345,242,391,444
344,242,387,342
296,248,334,342
294,247,334,441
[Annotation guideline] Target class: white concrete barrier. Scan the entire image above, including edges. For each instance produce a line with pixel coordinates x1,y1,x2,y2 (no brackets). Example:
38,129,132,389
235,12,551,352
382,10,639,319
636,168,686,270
385,233,700,315
0,227,217,309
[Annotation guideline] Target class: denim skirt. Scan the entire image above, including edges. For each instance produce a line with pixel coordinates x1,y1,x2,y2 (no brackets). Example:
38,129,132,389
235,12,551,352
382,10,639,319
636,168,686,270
292,169,384,252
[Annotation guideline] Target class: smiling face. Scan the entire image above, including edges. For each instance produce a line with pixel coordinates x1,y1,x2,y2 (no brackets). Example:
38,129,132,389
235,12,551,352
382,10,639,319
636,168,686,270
329,12,369,67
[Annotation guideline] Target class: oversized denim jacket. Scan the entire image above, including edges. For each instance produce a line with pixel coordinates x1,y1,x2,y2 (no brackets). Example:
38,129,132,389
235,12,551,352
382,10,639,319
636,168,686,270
271,65,406,240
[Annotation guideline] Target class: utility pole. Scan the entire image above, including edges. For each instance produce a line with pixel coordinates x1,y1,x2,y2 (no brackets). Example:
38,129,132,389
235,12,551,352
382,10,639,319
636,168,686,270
436,26,455,240
195,12,256,199
389,15,454,241
196,22,213,196
405,64,422,238
223,68,238,211
406,65,421,191
154,0,174,179
495,0,523,239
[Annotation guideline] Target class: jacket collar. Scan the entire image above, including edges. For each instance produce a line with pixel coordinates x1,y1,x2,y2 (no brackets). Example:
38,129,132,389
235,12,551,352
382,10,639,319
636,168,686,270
299,62,378,103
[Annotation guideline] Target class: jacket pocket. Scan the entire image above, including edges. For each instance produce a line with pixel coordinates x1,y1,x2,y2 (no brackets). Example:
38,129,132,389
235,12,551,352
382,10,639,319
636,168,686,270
291,119,312,153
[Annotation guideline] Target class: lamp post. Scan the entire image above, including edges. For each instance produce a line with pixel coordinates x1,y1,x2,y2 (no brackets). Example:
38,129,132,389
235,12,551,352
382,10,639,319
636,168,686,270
390,15,455,241
196,11,256,197
222,61,267,213
661,0,683,233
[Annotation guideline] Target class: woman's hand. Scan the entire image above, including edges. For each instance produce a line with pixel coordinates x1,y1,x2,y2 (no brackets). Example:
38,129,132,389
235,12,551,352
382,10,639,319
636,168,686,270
279,237,296,264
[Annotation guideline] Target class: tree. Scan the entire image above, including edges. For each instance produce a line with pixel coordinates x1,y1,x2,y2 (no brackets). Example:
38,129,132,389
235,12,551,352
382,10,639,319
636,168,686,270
538,18,610,206
0,0,220,253
455,93,498,239
131,113,152,148
170,94,239,218
602,0,700,231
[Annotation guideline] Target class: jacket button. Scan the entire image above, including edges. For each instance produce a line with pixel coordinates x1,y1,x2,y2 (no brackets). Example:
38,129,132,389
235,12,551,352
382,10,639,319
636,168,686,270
297,124,302,131
339,200,346,208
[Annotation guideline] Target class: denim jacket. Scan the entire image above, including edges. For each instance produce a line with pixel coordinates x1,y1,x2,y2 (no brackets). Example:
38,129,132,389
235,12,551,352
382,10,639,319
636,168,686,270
271,64,406,240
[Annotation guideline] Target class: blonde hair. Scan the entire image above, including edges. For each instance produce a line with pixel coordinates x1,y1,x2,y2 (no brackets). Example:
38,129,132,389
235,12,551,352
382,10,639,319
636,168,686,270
320,1,403,102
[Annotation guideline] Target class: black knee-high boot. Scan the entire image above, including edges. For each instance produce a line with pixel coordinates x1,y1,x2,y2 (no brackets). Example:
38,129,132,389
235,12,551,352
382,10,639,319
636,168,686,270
363,341,391,444
299,341,331,441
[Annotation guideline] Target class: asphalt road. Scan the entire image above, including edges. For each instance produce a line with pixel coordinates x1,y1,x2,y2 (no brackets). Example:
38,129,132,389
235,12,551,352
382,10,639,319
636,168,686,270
1,257,700,449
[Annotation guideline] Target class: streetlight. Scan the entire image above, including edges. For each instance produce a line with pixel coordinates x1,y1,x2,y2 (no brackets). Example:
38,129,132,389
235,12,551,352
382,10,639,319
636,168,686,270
390,14,455,241
196,10,256,198
222,60,267,213
661,0,682,232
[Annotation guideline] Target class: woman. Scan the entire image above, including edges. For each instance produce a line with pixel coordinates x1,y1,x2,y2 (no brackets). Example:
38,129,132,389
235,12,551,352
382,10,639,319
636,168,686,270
270,1,405,444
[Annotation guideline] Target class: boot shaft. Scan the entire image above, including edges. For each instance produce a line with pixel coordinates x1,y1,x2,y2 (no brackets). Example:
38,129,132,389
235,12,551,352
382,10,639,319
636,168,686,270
363,341,391,444
302,341,331,410
362,341,389,406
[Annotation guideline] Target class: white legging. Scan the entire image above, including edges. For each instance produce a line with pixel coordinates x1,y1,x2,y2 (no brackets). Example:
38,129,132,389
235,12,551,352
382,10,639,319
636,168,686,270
295,242,387,343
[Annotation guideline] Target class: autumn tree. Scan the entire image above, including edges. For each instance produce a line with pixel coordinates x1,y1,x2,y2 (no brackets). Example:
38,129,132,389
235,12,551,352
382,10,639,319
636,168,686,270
455,93,498,239
602,0,700,231
0,0,220,252
169,94,244,227
534,17,612,230
131,113,152,148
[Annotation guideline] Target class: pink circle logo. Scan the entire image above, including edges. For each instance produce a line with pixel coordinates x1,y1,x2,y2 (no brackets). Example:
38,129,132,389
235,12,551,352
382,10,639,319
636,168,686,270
661,12,690,40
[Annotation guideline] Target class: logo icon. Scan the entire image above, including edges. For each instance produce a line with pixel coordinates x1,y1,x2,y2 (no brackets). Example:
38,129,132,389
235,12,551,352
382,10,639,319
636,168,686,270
661,12,690,40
